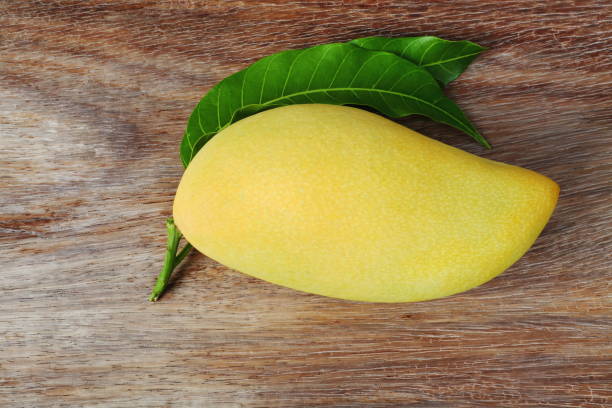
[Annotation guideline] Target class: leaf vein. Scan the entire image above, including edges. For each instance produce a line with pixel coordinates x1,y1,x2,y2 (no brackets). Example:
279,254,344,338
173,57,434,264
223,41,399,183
418,41,438,65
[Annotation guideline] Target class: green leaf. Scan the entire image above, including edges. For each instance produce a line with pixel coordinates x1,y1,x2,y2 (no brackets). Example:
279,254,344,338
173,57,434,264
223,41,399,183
349,36,486,86
181,42,489,167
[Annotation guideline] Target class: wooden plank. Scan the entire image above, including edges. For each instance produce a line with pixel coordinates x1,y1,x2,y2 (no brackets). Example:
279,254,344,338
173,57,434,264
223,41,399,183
1,1,610,406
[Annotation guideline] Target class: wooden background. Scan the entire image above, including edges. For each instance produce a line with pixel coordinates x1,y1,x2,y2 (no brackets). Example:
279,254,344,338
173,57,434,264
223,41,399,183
1,1,611,406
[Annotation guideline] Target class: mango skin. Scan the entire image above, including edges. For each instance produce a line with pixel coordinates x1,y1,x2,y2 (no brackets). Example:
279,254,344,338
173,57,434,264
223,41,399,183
174,104,559,302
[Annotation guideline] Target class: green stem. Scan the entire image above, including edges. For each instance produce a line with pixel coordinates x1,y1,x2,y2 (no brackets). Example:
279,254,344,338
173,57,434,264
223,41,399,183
175,242,193,266
149,217,193,302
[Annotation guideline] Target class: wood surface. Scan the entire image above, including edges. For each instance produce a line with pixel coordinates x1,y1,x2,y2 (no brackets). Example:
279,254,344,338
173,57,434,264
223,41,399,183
1,1,611,407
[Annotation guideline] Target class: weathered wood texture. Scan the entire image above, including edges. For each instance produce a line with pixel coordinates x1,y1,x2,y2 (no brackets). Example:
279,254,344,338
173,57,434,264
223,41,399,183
1,1,611,407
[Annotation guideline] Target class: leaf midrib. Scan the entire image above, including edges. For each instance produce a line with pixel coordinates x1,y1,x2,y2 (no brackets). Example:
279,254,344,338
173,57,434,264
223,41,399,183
420,51,484,68
252,87,476,138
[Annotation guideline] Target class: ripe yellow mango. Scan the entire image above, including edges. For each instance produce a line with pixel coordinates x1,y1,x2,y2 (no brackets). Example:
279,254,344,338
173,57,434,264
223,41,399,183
174,104,558,302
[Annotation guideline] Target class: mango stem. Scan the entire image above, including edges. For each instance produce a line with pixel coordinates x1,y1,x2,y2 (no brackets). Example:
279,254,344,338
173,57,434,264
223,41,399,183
149,217,193,302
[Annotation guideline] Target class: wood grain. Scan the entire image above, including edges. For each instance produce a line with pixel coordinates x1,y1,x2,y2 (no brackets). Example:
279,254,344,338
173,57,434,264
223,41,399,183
1,1,611,406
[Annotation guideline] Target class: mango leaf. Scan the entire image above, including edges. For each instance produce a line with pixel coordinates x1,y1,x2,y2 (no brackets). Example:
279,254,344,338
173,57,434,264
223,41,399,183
181,42,489,167
350,36,486,86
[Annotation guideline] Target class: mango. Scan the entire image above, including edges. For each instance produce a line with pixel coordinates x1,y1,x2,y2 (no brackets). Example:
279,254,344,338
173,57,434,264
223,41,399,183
173,104,558,302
